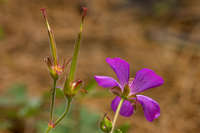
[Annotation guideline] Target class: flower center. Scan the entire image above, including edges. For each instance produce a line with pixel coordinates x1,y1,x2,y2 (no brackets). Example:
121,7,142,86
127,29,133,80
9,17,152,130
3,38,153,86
52,65,63,74
121,84,130,99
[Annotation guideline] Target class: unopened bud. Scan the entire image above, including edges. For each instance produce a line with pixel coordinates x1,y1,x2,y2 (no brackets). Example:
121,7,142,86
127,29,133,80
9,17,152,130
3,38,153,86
72,80,82,91
100,114,112,133
40,8,47,18
81,7,87,21
64,80,83,99
48,122,55,128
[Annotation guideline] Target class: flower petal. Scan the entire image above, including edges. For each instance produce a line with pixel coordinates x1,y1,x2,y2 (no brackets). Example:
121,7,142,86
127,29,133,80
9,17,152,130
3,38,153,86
136,95,160,122
130,68,164,94
94,76,120,88
106,58,130,87
111,96,134,117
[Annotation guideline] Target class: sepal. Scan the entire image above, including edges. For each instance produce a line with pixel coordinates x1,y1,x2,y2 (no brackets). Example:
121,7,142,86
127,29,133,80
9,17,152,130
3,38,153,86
44,57,70,80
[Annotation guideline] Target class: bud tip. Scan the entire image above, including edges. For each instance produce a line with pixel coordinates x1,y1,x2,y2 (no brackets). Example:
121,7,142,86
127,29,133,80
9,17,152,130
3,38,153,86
40,8,47,17
81,7,88,18
48,122,55,128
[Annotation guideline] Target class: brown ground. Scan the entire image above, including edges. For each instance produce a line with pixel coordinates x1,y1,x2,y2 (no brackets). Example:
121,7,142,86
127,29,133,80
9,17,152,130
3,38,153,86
0,0,200,133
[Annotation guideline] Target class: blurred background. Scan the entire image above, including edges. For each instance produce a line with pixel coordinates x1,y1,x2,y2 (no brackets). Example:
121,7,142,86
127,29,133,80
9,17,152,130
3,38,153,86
0,0,200,133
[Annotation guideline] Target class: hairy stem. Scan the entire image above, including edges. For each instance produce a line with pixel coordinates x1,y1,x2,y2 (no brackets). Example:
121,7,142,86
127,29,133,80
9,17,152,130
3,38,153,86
110,98,124,133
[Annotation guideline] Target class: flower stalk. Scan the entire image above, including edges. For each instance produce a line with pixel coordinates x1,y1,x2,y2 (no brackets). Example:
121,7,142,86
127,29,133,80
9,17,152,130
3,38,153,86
41,8,59,129
110,98,124,133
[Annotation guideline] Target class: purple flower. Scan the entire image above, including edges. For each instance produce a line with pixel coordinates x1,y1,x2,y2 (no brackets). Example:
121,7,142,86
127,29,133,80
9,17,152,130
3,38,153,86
94,58,164,122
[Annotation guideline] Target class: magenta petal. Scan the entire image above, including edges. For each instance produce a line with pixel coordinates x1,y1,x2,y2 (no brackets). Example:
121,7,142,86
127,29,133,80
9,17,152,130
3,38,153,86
130,68,164,94
136,95,160,122
111,96,134,117
106,58,130,87
94,76,120,88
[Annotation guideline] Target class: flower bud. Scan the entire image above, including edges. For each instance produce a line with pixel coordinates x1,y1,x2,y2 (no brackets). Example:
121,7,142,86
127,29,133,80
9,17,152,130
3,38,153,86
100,114,112,133
64,80,83,99
81,7,87,21
48,122,55,128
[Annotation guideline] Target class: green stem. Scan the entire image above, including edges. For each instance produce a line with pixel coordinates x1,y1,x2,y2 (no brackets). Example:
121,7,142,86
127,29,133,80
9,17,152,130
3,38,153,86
110,98,124,133
45,126,52,133
50,79,57,122
54,98,72,126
